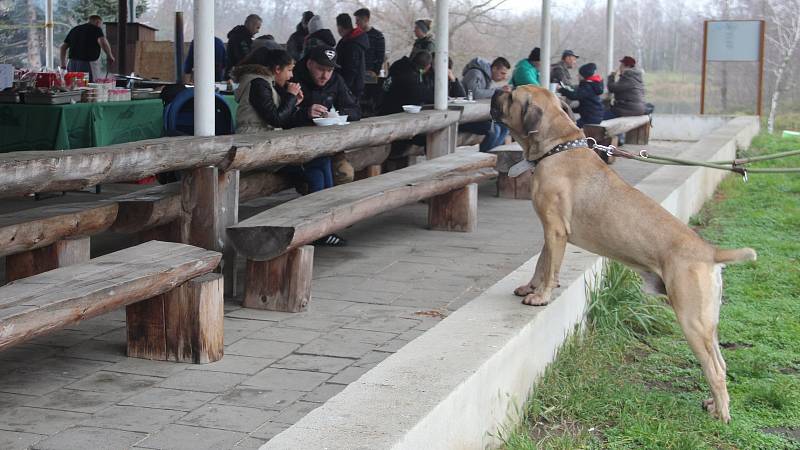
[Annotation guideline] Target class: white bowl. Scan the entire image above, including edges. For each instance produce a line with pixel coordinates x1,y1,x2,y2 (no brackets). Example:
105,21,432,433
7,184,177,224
336,115,348,124
313,117,340,126
402,105,422,114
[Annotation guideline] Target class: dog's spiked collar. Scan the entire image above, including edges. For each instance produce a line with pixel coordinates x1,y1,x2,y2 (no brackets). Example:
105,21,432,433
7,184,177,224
532,138,589,166
507,138,590,178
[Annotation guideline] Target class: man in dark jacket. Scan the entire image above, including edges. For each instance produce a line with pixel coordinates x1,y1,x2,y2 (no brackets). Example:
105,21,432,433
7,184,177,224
286,11,314,61
560,62,604,127
354,8,386,75
607,56,646,117
335,13,369,99
379,52,430,115
291,46,361,126
226,14,261,76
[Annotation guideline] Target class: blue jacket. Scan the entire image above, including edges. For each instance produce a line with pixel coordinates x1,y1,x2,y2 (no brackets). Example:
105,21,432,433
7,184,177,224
184,37,227,81
561,78,604,126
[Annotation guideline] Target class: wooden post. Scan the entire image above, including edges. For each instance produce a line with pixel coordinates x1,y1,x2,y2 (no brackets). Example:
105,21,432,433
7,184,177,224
166,273,224,363
366,165,382,177
426,123,457,160
127,273,224,363
217,170,239,297
428,184,478,232
497,172,532,200
180,166,220,250
5,237,90,282
243,245,313,312
126,296,168,360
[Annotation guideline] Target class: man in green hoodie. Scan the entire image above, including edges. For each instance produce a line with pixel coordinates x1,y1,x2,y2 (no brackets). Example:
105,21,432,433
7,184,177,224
510,47,541,87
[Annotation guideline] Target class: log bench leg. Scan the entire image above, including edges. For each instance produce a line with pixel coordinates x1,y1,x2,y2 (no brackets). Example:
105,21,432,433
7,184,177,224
428,183,478,232
625,123,651,145
243,245,314,312
496,172,532,200
5,237,91,282
126,273,224,363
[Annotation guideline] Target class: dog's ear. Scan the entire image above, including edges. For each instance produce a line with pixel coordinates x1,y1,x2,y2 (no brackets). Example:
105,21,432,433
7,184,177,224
559,98,577,122
522,99,543,135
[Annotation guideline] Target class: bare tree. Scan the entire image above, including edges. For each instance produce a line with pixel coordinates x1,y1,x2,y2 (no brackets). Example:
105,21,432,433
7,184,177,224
765,0,800,133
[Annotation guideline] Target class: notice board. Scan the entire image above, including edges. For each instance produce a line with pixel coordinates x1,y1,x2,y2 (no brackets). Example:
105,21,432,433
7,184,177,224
706,20,762,62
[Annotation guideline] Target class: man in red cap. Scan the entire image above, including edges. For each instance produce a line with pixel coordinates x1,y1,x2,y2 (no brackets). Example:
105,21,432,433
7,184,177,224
606,55,646,117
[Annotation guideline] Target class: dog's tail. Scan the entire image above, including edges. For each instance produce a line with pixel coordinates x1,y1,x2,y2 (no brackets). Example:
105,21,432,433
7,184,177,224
714,247,757,264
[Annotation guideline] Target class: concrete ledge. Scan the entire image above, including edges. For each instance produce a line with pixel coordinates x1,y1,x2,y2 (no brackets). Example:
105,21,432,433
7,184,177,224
262,115,760,450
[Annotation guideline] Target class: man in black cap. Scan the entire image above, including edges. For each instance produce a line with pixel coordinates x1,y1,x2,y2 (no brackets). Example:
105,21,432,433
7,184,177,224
551,49,579,88
291,45,362,185
291,45,362,126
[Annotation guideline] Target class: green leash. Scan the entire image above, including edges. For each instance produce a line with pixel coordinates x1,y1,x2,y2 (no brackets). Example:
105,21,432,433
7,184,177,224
590,139,800,181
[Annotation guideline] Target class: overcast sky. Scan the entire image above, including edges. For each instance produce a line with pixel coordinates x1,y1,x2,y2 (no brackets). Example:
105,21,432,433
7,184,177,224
498,0,709,16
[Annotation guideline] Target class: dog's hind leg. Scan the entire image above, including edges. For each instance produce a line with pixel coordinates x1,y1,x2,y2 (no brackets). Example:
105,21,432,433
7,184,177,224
667,263,730,422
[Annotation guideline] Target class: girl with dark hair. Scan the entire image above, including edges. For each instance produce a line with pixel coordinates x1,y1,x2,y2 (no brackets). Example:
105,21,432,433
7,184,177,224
233,47,303,133
232,48,345,246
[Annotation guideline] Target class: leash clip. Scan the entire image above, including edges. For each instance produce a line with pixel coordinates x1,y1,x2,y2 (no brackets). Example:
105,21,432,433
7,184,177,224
586,137,617,156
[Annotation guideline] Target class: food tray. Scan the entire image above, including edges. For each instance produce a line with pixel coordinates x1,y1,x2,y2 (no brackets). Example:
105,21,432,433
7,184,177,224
132,89,161,100
23,91,82,105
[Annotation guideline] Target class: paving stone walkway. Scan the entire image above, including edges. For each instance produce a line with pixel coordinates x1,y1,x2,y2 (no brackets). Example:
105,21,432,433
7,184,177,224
0,142,687,449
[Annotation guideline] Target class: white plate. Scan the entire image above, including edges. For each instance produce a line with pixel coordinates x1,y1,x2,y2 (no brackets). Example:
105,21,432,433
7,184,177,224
450,99,476,104
313,117,340,126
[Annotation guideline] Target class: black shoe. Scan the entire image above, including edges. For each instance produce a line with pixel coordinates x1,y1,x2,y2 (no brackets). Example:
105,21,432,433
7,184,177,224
314,234,347,247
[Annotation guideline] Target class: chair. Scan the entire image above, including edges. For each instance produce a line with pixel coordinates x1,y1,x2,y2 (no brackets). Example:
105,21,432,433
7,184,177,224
163,87,234,136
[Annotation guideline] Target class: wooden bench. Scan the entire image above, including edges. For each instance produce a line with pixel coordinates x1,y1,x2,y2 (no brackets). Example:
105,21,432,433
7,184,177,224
0,240,224,363
584,115,651,147
227,152,497,312
490,143,531,200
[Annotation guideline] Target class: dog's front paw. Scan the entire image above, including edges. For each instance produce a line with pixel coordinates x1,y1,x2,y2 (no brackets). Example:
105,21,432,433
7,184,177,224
514,284,535,297
702,398,730,423
522,292,551,306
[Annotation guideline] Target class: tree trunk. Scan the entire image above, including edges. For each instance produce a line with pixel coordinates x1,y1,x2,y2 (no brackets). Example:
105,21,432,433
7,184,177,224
26,0,41,69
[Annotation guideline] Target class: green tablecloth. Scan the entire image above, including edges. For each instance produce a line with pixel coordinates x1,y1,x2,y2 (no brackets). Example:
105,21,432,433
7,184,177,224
0,99,165,152
0,95,239,152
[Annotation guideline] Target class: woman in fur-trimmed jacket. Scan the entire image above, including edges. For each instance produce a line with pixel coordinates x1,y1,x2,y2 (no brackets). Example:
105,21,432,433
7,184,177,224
233,48,303,133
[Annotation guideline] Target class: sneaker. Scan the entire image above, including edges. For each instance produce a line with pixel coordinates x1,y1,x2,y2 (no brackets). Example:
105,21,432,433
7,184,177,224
314,234,347,247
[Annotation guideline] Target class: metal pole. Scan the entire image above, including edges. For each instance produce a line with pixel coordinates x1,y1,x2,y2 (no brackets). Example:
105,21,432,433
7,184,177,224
700,21,708,114
45,0,53,69
606,0,615,76
540,0,551,88
194,0,215,136
175,12,184,83
129,0,136,22
434,0,449,110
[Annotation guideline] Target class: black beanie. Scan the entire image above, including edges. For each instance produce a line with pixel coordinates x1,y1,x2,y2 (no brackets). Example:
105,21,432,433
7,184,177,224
528,47,540,62
579,62,597,78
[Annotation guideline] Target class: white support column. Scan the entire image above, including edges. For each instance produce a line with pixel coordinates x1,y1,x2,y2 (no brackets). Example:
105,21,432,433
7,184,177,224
193,0,215,137
434,0,449,111
45,0,53,69
540,0,551,88
606,0,616,76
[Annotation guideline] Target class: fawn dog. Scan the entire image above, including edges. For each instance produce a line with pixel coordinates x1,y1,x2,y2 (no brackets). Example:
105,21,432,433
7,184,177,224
490,86,756,422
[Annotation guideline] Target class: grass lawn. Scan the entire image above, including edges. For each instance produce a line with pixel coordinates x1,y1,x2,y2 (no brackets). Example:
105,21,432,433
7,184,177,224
500,134,800,449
